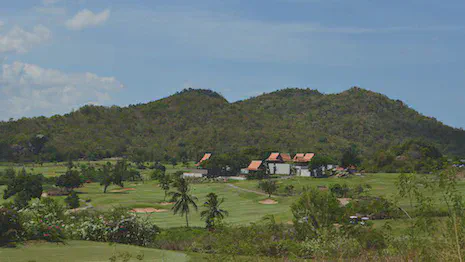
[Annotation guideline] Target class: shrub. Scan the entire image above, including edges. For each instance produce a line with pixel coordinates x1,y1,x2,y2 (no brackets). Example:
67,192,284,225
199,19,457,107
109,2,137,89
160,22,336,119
19,198,66,242
292,188,343,239
67,208,160,246
65,191,80,209
0,208,22,246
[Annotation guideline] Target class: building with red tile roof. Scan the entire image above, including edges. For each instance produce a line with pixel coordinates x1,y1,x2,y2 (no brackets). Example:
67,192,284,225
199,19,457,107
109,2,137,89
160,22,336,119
195,153,212,167
293,153,315,163
246,160,263,171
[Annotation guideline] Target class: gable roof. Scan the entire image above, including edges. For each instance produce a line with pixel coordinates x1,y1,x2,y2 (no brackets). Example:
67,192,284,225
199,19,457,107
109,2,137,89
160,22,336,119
267,152,281,162
247,160,263,171
293,153,315,163
195,153,212,166
281,153,292,162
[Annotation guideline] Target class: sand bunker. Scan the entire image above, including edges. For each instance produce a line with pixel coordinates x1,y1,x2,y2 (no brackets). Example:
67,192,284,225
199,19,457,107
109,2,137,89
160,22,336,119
131,208,168,213
110,188,136,193
259,199,278,205
338,198,351,206
159,202,175,206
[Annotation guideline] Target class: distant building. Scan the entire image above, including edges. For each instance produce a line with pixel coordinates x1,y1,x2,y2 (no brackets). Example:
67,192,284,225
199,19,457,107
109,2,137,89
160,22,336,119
183,169,208,178
293,153,315,176
266,152,291,175
195,153,212,167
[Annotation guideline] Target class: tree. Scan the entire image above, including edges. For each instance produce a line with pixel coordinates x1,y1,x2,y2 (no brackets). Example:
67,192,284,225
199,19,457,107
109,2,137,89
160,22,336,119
159,175,172,201
56,169,83,192
170,157,178,168
169,177,198,227
64,191,80,209
201,193,228,230
309,154,336,170
112,160,127,188
291,188,343,239
100,162,113,193
259,179,278,198
341,144,361,168
3,169,43,208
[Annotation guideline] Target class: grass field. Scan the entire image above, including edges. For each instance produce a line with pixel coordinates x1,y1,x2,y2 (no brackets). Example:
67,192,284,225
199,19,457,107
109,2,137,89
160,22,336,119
1,161,464,229
0,240,190,262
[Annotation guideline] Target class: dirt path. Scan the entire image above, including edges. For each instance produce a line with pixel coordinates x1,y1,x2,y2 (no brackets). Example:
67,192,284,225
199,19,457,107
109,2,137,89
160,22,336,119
226,183,275,197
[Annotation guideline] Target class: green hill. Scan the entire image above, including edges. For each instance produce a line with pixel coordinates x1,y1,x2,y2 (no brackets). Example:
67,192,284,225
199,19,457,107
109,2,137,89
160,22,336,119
1,87,464,162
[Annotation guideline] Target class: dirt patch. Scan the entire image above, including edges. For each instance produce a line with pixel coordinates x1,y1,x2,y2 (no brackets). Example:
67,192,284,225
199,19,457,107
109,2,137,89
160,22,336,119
110,188,136,193
259,199,278,205
159,202,175,206
130,208,168,213
286,221,294,225
338,198,351,206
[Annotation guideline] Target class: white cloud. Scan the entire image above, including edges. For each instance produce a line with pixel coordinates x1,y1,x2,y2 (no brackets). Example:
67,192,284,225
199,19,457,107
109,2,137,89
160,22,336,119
65,9,110,30
0,25,51,54
0,61,124,119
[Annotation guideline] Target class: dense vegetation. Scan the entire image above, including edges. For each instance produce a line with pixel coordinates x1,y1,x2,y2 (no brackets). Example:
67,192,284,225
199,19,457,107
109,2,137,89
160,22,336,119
1,87,464,164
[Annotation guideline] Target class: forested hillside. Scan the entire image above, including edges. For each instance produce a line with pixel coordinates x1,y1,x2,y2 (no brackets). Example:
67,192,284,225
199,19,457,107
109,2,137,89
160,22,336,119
1,87,464,162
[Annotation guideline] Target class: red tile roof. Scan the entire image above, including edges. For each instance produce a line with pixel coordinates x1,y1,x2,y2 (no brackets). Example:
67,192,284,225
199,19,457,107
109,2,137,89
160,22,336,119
247,160,263,171
195,153,212,166
293,153,315,163
267,152,281,162
281,153,292,162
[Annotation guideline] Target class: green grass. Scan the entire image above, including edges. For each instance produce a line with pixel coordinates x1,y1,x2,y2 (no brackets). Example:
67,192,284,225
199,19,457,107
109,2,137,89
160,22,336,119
1,161,464,228
75,181,294,228
0,240,189,262
0,160,196,178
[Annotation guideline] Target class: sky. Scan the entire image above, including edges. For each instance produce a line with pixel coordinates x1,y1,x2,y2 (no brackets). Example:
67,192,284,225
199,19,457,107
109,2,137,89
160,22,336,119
0,0,464,128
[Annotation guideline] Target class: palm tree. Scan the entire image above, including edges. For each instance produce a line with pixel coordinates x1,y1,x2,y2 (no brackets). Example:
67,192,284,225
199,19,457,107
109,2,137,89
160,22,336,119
201,193,229,230
169,177,198,227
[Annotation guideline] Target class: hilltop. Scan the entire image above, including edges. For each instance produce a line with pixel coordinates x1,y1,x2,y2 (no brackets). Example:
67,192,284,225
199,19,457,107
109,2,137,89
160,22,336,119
0,87,464,162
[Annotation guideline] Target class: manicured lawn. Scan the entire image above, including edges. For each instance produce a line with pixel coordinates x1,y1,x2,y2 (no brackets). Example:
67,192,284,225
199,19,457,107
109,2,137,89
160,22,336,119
76,181,294,228
0,240,189,262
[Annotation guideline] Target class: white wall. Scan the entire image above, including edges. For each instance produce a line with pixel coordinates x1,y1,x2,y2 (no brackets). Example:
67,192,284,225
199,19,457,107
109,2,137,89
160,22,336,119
267,163,291,175
183,173,204,178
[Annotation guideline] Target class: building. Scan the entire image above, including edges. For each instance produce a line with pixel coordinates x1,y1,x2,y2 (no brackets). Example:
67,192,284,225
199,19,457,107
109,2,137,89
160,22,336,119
183,169,208,178
266,152,291,175
241,160,264,175
195,153,212,167
293,153,315,176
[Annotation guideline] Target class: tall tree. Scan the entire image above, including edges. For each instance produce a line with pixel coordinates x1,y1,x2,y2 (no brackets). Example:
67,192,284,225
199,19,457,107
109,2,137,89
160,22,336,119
100,162,113,193
200,193,228,230
169,177,198,227
159,175,171,201
341,144,361,167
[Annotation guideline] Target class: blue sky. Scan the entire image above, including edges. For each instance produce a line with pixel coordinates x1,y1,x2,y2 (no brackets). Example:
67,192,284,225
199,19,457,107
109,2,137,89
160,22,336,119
0,0,464,128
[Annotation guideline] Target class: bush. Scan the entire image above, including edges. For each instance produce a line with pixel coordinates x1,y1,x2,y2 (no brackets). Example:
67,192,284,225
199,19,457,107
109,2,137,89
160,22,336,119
19,198,66,242
0,208,22,246
65,191,80,209
67,207,160,246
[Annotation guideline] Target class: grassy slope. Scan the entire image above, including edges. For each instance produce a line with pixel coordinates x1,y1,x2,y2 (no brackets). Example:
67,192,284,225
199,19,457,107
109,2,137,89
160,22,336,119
0,240,189,262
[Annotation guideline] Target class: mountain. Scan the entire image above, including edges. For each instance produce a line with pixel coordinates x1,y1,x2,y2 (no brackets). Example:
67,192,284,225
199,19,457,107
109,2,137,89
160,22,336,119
1,87,464,162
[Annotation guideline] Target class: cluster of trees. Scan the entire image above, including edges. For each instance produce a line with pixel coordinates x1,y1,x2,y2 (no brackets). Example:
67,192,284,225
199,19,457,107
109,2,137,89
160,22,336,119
364,139,448,173
1,87,464,165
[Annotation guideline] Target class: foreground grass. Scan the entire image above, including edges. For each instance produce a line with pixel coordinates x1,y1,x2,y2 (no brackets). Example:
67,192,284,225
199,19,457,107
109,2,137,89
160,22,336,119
0,240,189,262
